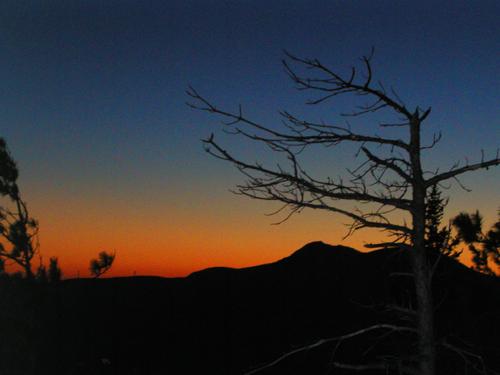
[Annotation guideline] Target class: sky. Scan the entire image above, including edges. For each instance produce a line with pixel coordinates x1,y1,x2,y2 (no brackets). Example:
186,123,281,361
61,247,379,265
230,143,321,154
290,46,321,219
0,0,498,277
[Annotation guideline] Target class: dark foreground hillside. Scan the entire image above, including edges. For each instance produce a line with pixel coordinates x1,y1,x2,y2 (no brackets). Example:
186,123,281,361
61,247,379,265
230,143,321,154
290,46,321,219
1,242,499,374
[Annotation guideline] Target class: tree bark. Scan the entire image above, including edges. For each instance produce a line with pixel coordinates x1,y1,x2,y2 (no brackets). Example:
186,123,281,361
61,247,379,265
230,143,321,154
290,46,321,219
410,115,436,375
412,217,435,375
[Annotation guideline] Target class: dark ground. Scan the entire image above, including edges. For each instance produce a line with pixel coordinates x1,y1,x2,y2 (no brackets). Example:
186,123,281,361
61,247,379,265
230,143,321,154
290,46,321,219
1,242,499,374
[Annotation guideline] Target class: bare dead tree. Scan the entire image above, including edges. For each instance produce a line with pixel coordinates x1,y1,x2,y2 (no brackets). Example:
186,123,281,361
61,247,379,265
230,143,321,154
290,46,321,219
187,51,500,375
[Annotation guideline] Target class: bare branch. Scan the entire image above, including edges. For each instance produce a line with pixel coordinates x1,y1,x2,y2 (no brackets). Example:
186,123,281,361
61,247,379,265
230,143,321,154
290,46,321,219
440,338,499,375
420,131,442,150
331,361,419,375
361,147,412,182
283,51,413,119
204,136,413,225
188,87,410,151
243,324,416,375
426,156,500,187
365,242,411,250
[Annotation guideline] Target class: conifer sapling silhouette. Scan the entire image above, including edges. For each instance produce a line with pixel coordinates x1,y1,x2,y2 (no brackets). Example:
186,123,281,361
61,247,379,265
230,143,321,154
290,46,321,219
452,210,500,275
89,251,115,278
0,137,65,281
424,185,460,259
0,137,39,279
48,257,62,283
424,185,498,275
35,258,48,283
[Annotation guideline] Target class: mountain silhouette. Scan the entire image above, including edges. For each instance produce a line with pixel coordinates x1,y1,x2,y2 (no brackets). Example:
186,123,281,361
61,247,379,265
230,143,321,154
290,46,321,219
1,241,499,374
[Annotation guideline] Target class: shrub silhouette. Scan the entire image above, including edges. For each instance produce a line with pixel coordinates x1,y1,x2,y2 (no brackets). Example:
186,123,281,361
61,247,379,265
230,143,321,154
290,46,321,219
89,251,115,278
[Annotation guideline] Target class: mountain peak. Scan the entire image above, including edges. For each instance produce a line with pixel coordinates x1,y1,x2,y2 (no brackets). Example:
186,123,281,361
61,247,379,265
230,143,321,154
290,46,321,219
289,241,359,256
280,241,361,266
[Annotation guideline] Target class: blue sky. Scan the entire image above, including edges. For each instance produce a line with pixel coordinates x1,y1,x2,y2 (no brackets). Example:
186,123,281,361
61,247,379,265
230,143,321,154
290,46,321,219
0,0,498,276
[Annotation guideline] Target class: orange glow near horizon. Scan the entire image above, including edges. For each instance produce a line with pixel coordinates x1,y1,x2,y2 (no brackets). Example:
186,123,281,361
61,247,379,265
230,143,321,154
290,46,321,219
26,189,392,278
5,179,497,279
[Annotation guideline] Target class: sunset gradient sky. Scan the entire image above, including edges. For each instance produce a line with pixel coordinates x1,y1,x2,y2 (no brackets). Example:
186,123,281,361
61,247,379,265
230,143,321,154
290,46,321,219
1,1,498,277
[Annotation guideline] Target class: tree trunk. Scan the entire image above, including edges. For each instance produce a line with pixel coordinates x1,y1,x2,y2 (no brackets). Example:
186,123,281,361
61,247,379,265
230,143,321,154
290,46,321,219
410,115,436,375
412,226,436,375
